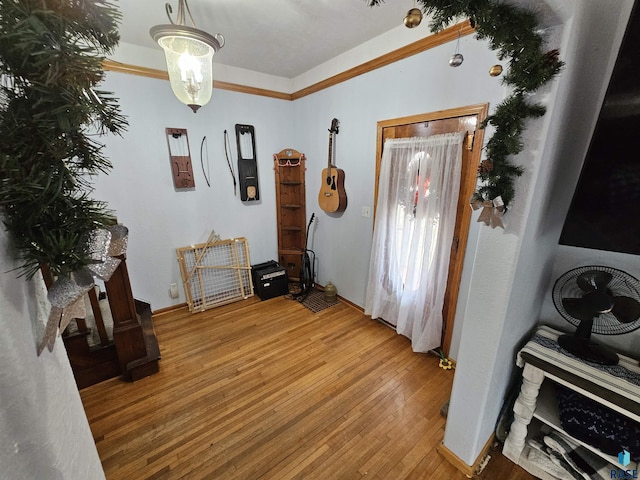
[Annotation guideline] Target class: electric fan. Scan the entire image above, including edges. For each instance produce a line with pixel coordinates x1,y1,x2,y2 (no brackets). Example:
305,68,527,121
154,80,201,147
552,266,640,365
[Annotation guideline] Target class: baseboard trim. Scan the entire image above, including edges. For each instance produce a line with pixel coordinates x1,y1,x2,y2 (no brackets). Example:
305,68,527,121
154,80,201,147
337,294,364,313
152,303,188,316
314,283,365,313
155,288,365,316
437,433,495,478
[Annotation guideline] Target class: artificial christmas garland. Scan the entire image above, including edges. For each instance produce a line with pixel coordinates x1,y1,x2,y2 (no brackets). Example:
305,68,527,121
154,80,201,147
0,1,127,279
367,0,564,211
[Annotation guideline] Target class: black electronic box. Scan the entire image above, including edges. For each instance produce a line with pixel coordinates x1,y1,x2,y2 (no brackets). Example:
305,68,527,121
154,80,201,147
251,261,288,300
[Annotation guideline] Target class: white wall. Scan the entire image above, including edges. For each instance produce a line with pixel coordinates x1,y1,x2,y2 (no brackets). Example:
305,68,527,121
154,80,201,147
293,33,504,307
96,33,503,315
93,73,295,309
0,228,105,480
443,0,635,465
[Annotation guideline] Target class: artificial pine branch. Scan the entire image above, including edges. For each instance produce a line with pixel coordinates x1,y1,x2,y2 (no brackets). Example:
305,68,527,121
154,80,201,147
0,0,127,278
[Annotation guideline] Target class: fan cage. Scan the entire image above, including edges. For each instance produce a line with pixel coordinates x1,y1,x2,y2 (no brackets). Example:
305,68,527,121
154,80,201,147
552,265,640,335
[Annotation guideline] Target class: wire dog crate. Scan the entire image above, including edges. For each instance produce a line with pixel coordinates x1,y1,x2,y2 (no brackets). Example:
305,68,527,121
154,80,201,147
177,235,253,312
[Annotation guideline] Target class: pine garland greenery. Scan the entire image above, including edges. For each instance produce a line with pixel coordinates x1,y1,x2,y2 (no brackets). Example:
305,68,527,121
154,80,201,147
367,0,564,209
0,0,127,279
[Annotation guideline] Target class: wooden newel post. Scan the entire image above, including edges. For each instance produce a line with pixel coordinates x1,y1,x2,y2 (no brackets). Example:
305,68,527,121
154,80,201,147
105,254,159,381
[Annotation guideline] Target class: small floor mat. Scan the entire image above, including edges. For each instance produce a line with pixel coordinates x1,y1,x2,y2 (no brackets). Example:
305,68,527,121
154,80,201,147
298,289,339,313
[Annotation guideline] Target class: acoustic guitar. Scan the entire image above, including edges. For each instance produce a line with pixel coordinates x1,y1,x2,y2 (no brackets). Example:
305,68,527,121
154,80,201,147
318,118,347,213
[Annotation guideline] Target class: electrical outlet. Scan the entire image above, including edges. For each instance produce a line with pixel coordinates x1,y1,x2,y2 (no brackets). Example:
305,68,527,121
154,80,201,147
169,283,179,299
362,206,371,218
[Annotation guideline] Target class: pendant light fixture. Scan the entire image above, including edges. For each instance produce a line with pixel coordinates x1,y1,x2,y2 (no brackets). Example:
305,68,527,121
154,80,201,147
150,0,225,113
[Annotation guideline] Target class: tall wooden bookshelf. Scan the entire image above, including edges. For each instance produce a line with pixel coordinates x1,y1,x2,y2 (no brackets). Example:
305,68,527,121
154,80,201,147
273,149,306,282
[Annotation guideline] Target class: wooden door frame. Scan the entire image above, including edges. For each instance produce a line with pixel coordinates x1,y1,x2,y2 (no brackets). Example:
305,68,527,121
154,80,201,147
374,103,489,356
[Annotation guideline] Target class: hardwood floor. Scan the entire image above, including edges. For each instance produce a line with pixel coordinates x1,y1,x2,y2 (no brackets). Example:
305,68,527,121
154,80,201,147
80,294,534,479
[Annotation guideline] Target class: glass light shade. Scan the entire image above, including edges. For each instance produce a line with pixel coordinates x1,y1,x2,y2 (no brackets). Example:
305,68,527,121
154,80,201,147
150,25,224,112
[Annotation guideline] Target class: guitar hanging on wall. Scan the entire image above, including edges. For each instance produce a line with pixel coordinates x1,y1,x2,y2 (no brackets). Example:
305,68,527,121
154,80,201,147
318,118,347,213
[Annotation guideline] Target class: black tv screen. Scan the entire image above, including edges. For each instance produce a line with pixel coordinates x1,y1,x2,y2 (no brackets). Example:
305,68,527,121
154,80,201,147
559,5,640,255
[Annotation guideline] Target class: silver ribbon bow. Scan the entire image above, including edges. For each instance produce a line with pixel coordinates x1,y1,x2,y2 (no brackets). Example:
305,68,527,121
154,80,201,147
37,225,129,355
470,196,506,229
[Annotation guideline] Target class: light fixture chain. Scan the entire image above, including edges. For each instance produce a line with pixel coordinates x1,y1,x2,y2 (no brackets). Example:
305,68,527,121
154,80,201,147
165,0,197,27
182,0,197,27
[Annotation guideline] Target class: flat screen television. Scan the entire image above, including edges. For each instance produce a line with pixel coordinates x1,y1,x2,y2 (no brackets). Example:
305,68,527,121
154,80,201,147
559,5,640,255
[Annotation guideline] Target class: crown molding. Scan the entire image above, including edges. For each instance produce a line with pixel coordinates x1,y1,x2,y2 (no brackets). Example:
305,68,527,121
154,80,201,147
292,22,474,100
103,22,473,101
101,60,293,100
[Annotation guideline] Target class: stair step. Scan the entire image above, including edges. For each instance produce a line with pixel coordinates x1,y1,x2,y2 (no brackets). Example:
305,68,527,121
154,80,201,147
63,329,91,340
64,341,121,389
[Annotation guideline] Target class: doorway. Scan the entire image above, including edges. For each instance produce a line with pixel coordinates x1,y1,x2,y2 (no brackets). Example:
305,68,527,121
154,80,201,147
374,104,488,356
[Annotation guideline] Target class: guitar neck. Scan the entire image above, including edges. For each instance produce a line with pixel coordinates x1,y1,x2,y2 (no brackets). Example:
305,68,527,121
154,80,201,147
327,133,334,170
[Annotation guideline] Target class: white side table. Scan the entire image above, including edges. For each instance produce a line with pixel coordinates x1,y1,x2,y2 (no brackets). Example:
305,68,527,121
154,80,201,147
503,325,640,478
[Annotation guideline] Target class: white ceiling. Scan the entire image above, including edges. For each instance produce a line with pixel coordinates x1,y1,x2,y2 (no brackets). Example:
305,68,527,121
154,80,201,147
117,0,417,78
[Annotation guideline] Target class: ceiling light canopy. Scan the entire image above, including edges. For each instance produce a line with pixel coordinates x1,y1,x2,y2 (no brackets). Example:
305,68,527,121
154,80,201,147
150,0,224,113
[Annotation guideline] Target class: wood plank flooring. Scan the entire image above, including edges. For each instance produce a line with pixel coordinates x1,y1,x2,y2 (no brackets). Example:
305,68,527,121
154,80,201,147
80,294,534,480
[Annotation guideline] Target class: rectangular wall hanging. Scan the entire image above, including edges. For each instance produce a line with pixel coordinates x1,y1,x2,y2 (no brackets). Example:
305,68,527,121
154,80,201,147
166,127,195,189
235,124,259,201
177,234,253,312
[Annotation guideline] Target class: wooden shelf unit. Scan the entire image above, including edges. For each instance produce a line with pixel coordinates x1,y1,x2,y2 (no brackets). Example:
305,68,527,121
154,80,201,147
274,149,306,282
503,325,640,478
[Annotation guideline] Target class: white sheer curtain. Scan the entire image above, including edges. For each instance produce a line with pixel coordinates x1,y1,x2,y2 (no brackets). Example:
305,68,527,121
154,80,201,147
365,132,465,352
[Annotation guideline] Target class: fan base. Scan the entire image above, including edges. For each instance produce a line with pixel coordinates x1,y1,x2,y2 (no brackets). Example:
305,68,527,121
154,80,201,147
558,334,619,365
